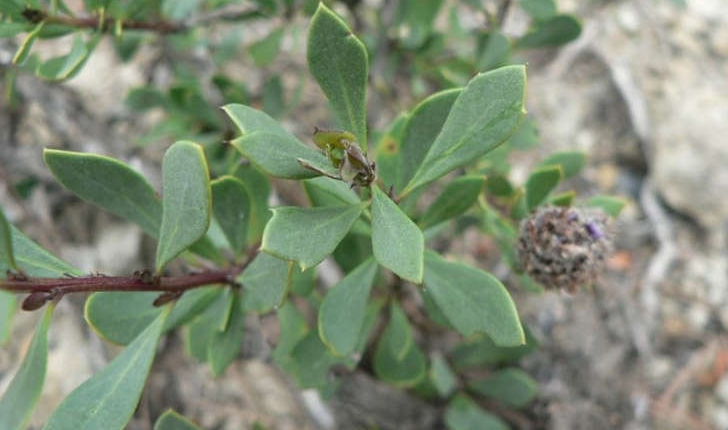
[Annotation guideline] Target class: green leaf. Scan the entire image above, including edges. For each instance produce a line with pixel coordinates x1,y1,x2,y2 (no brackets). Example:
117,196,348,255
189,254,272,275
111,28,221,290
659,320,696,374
262,204,362,270
375,112,409,188
223,103,295,139
156,141,211,273
550,190,575,207
165,287,224,330
423,252,524,346
585,195,627,217
273,301,309,371
44,149,162,238
385,302,414,360
510,189,528,220
239,252,292,313
303,177,360,206
404,66,526,194
262,75,285,118
469,368,537,408
525,165,563,210
288,331,343,388
430,353,457,397
12,21,44,65
373,304,426,388
486,175,515,197
44,309,169,430
398,88,461,191
231,132,333,179
0,22,28,38
538,151,586,178
371,186,424,283
161,0,200,20
211,176,251,255
232,163,271,243
476,32,510,71
290,266,316,296
516,14,582,49
0,291,15,345
208,293,246,376
451,327,538,370
420,175,485,229
0,206,17,271
444,395,508,430
249,27,284,67
0,304,52,430
307,3,368,148
35,34,95,81
184,291,232,362
394,0,444,49
520,0,557,21
154,409,201,430
4,225,79,277
318,258,377,356
85,292,161,346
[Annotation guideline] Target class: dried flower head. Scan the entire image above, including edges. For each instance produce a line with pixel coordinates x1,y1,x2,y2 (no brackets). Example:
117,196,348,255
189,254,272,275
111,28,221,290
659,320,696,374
517,206,613,292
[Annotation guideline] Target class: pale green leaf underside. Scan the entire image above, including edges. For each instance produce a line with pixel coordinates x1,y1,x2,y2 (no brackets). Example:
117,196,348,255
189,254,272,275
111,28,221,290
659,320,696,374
525,165,563,210
0,305,53,430
155,141,211,273
43,309,169,430
318,258,377,356
423,252,524,346
262,204,362,270
307,3,368,148
208,293,245,376
404,65,527,193
371,186,424,283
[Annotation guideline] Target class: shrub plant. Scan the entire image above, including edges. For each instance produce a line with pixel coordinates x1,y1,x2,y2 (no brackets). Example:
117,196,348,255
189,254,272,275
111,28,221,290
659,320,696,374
0,1,624,429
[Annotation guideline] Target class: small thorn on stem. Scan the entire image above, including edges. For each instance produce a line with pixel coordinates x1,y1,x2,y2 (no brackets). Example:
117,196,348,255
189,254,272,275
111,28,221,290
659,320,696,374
153,290,183,307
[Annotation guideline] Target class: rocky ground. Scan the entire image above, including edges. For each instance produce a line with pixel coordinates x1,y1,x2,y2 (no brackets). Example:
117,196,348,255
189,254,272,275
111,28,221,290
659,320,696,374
1,0,727,429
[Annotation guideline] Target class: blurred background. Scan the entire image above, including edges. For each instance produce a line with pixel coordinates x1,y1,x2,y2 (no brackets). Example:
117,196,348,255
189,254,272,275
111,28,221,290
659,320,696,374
1,0,727,429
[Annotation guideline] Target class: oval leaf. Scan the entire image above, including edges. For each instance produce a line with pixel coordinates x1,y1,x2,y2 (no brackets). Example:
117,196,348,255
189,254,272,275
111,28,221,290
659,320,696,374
516,14,582,48
211,176,251,254
423,251,524,346
444,395,508,430
420,174,486,229
373,304,425,388
0,206,18,271
44,149,162,238
4,225,79,277
398,88,461,191
468,367,537,408
156,141,211,273
307,3,368,147
85,292,161,346
525,165,563,210
35,34,93,81
43,309,169,430
230,132,333,180
537,150,586,178
208,293,246,376
403,66,526,194
154,409,201,430
0,305,53,430
262,204,362,270
318,258,378,356
239,252,292,313
585,195,627,217
0,291,15,345
430,353,458,397
371,186,424,283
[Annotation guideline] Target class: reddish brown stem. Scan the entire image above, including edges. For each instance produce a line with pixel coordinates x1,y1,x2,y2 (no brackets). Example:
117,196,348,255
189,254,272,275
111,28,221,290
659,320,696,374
43,15,186,34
